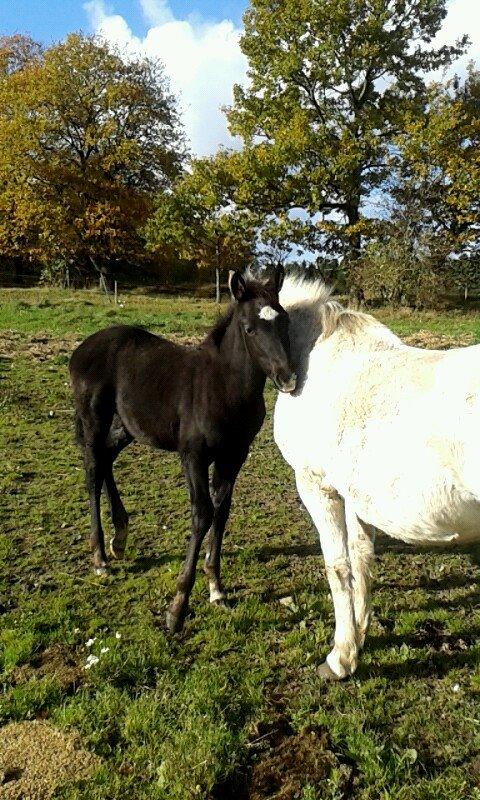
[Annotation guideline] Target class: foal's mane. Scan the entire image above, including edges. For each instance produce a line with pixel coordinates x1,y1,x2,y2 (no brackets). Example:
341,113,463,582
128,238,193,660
202,306,235,349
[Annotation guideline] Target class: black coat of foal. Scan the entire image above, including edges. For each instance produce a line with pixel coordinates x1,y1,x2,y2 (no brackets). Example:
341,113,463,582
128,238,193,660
70,267,296,632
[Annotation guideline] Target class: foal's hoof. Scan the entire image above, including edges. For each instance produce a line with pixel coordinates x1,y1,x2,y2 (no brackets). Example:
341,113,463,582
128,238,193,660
109,540,126,559
317,661,344,682
211,597,229,610
94,565,109,578
166,608,186,635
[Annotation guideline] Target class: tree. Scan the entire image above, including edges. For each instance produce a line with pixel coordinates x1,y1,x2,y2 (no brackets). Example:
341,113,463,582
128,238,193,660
391,67,480,294
226,0,467,269
0,34,43,75
0,34,185,281
145,153,258,301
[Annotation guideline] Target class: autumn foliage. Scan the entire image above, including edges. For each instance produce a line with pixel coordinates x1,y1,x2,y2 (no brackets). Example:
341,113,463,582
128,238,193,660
0,34,185,283
1,2,479,306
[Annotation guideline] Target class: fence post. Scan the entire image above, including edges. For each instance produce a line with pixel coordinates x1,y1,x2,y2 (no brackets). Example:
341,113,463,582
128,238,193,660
99,273,110,300
114,280,118,305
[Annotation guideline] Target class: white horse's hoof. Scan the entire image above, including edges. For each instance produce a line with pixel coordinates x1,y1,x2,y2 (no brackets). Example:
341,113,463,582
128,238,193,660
211,597,229,609
109,528,127,559
318,661,345,681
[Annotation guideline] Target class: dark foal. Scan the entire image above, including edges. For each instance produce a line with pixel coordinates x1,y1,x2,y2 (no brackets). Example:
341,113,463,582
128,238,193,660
69,267,296,633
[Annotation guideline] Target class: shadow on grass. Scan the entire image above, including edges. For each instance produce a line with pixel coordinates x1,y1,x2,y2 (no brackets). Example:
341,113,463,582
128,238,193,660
256,542,321,561
359,644,480,681
367,623,480,655
128,553,180,573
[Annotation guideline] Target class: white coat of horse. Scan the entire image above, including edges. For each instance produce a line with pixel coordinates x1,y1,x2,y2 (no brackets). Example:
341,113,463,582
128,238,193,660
274,277,480,680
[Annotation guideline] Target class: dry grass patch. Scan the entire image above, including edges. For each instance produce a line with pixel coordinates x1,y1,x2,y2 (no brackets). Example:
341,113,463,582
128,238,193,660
402,329,475,349
0,721,100,799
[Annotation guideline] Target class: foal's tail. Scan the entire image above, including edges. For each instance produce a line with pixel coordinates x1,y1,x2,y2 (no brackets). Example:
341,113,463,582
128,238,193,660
74,412,85,450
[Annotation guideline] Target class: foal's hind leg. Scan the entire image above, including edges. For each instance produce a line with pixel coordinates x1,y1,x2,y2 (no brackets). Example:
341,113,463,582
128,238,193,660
166,451,213,633
104,464,129,559
204,452,247,606
78,398,113,575
104,420,133,559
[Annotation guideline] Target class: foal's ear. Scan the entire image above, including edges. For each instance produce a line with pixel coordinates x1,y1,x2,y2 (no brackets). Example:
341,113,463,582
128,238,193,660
229,270,247,302
274,264,285,294
267,264,285,295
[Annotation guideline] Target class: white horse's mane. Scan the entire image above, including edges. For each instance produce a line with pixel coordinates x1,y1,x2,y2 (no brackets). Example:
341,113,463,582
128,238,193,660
280,275,401,349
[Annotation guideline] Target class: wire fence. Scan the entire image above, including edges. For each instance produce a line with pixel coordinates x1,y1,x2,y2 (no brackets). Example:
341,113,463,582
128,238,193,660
0,271,222,302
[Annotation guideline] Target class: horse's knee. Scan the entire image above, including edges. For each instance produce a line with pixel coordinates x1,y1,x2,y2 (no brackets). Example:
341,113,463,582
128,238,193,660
325,557,352,592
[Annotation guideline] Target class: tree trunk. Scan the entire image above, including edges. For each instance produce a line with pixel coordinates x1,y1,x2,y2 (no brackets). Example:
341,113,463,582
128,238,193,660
215,240,221,303
345,202,362,298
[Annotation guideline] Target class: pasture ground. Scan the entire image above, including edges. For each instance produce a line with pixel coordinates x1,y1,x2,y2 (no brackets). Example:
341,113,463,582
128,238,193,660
1,288,480,800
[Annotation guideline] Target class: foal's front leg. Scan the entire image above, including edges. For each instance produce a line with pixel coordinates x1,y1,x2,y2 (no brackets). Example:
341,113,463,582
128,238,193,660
296,470,358,680
166,452,213,634
204,453,247,606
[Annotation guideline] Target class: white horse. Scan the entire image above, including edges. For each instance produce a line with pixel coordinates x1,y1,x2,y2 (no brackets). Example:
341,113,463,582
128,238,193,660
274,276,480,680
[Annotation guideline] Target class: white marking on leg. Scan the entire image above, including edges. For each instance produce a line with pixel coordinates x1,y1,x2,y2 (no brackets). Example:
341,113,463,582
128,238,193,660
259,305,279,321
295,469,358,678
209,581,225,604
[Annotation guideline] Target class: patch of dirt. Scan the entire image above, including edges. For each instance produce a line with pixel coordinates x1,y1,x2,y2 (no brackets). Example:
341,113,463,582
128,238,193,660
0,721,100,799
0,330,82,362
0,330,201,362
11,644,82,692
416,619,472,654
402,330,475,349
212,715,355,800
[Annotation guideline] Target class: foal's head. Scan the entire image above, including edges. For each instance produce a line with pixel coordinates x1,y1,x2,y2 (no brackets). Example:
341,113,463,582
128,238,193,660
229,266,297,393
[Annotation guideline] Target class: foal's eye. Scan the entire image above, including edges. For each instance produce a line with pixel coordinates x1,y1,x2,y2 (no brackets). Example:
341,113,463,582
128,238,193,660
245,325,255,336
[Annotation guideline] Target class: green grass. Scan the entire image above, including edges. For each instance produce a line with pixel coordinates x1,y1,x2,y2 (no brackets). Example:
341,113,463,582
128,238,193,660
1,289,480,799
0,288,217,338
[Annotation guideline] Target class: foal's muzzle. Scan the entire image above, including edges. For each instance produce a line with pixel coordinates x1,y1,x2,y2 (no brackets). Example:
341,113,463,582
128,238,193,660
274,372,297,393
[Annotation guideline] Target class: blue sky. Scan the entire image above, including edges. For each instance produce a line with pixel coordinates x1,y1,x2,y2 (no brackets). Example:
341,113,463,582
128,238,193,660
2,0,246,45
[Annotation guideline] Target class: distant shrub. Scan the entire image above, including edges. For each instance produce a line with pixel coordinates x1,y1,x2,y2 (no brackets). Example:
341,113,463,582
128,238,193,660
357,225,451,308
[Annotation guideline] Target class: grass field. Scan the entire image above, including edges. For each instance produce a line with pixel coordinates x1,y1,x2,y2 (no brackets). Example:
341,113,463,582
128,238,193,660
1,288,480,800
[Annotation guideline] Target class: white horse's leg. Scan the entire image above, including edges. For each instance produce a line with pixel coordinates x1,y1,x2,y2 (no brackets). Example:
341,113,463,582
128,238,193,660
345,505,375,650
296,470,358,679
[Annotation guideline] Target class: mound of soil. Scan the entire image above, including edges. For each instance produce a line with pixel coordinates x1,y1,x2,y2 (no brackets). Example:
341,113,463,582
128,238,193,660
0,721,99,799
212,715,354,800
0,330,82,362
0,330,200,363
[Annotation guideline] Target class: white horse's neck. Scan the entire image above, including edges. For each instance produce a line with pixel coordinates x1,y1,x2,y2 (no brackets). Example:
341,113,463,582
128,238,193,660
319,310,403,353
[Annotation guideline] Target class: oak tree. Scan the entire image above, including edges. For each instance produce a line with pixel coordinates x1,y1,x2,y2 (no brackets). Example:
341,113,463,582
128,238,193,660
0,34,185,280
227,0,467,266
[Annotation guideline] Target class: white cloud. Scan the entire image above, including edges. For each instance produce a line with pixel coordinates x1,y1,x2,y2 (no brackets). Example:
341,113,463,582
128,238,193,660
430,0,480,79
84,0,247,156
83,0,479,157
139,0,173,27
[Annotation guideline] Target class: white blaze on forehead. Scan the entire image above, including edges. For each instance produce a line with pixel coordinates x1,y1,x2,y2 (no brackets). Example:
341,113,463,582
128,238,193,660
259,305,279,321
